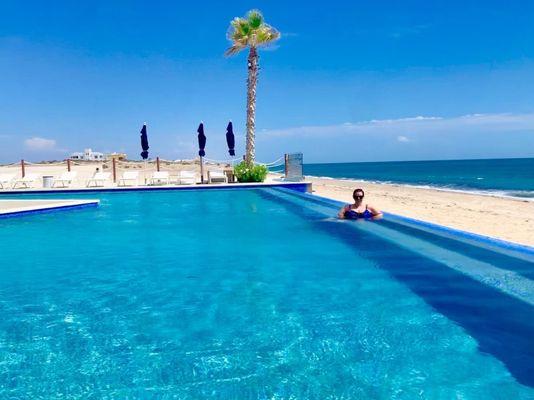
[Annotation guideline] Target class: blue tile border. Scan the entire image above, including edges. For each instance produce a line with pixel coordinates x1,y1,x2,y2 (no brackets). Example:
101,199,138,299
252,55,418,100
271,187,534,257
380,212,534,257
0,201,99,219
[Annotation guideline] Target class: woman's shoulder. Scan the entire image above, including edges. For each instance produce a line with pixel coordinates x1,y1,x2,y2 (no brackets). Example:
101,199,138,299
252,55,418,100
366,204,382,214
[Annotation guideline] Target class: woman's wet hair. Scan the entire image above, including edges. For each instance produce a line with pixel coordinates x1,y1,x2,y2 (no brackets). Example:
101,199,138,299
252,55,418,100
353,188,365,199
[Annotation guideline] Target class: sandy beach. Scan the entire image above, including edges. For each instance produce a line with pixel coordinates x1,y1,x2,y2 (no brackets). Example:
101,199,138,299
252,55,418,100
306,175,534,247
0,160,230,187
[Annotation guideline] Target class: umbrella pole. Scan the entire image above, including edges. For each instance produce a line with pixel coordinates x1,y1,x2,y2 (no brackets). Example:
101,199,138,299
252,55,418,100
144,160,148,185
200,156,204,184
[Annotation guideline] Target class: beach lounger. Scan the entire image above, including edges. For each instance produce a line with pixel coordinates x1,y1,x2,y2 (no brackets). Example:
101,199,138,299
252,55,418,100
52,171,77,188
118,171,139,186
86,172,111,187
149,171,170,185
0,174,15,189
178,170,197,185
208,170,227,184
12,173,39,189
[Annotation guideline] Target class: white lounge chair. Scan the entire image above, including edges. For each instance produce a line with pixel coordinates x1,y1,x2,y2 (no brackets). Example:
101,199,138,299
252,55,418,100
52,171,77,188
118,171,139,186
208,170,227,184
12,173,39,189
86,172,111,187
149,171,170,185
178,170,197,185
0,174,15,189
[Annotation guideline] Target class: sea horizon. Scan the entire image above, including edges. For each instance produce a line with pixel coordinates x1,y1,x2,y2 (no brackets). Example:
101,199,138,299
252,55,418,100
303,157,534,199
306,155,534,165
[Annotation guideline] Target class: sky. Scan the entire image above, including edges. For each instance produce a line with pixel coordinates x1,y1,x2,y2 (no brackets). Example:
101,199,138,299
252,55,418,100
1,0,534,163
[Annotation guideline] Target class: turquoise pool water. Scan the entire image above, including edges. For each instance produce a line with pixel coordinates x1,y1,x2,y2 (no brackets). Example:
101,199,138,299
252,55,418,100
0,188,533,399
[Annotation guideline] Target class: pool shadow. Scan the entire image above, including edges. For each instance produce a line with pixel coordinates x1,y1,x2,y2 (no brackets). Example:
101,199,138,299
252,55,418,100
259,189,534,388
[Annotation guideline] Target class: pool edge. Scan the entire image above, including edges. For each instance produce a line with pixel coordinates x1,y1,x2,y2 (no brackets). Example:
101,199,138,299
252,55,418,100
0,200,100,219
0,181,312,195
272,187,534,257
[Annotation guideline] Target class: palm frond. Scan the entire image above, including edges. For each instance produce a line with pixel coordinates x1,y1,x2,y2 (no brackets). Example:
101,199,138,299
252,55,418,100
227,18,245,40
247,10,263,29
238,19,251,36
225,9,280,55
255,26,281,46
225,44,246,57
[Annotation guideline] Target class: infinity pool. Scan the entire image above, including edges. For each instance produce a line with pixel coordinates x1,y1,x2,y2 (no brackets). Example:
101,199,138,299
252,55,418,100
0,188,533,398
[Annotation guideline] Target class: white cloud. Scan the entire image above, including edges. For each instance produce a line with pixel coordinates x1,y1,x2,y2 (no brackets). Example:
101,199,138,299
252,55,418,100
262,44,280,52
256,112,534,163
281,32,299,38
24,137,57,151
263,112,534,138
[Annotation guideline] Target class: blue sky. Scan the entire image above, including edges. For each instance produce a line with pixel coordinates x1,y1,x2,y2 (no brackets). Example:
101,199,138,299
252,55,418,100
1,0,534,163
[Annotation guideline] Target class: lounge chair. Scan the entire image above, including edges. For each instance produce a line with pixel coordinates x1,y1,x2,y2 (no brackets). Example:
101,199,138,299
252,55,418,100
149,171,170,185
208,170,227,184
118,171,139,186
52,171,77,188
12,173,39,189
178,170,197,185
86,172,111,187
0,174,15,189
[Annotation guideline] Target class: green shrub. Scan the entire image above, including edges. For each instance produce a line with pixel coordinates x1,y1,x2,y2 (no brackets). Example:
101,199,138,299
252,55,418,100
234,161,268,183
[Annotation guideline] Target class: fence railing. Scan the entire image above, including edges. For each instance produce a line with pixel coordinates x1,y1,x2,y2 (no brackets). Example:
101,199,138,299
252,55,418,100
0,155,293,186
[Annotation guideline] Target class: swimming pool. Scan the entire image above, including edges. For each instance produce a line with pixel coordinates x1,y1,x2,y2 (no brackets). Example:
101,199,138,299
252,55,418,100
1,187,533,398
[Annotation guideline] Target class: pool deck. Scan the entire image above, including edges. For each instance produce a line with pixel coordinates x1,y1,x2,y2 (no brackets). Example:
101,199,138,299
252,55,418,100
0,180,312,195
0,199,100,217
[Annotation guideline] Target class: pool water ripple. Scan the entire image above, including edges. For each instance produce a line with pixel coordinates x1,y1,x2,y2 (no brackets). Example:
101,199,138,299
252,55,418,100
0,189,533,398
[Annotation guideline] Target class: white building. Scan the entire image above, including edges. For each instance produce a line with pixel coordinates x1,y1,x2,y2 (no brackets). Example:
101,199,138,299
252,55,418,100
70,148,105,161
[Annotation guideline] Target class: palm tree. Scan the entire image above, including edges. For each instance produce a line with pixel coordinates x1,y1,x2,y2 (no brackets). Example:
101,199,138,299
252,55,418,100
226,10,280,164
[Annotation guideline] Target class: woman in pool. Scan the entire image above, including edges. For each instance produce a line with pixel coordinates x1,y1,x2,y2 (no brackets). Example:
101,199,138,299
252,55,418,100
338,188,382,220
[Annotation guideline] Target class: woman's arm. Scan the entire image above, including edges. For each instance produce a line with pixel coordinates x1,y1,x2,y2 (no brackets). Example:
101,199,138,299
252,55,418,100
367,205,383,218
338,205,349,219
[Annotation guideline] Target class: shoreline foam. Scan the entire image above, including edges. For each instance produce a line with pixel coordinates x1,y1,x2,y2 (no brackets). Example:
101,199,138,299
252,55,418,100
304,174,534,202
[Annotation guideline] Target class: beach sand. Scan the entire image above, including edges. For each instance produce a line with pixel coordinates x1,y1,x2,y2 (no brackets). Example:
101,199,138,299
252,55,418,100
305,175,534,247
0,160,230,187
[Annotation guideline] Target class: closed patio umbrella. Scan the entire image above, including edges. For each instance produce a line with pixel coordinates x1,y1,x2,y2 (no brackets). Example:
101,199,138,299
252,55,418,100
197,122,206,157
226,121,235,157
140,123,149,160
140,123,149,183
197,122,206,183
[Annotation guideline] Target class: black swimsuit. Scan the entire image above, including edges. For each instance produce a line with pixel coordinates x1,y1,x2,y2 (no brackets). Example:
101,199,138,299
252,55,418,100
344,205,373,219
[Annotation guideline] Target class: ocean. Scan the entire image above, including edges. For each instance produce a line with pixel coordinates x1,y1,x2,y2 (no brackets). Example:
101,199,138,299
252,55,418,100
303,158,534,199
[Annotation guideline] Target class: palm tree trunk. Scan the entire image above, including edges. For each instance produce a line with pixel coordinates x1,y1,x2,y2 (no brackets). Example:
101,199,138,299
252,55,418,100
245,46,259,164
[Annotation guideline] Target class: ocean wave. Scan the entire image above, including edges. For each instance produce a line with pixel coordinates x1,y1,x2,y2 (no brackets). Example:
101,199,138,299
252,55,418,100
505,191,534,199
305,174,534,201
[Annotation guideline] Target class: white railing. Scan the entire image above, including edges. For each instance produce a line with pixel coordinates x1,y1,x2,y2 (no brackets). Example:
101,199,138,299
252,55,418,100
0,154,291,183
